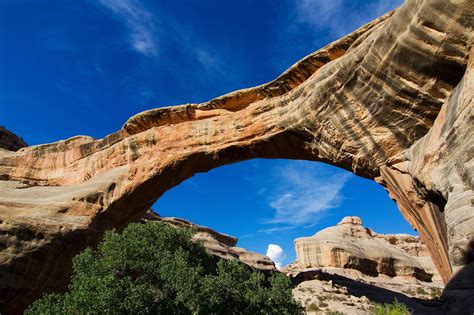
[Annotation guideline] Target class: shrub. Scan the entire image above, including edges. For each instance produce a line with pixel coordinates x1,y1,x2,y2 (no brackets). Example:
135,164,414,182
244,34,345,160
307,303,320,312
416,287,427,295
27,222,303,314
403,288,414,296
430,287,442,299
372,298,410,315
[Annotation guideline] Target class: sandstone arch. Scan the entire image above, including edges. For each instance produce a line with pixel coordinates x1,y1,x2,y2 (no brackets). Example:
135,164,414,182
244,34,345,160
0,0,472,312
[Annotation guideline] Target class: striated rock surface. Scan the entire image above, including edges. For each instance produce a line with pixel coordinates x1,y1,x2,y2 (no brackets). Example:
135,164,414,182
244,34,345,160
0,127,27,152
0,0,472,312
372,232,442,282
295,216,438,281
141,210,275,271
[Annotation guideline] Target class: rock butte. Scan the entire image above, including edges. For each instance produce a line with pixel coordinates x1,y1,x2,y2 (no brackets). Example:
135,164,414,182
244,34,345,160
0,0,472,312
294,216,441,282
285,218,445,314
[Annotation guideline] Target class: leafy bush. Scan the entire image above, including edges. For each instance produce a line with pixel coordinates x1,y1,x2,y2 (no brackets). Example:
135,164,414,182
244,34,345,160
306,303,320,312
403,288,414,296
372,298,410,315
430,287,442,299
27,222,303,314
416,287,427,295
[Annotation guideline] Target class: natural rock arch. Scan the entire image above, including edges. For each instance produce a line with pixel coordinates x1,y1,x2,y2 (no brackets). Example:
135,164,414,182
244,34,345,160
0,0,472,312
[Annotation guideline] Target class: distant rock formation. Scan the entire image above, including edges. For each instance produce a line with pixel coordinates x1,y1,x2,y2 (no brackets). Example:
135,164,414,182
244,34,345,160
295,216,440,282
0,126,27,151
287,217,445,313
372,231,442,282
142,210,275,271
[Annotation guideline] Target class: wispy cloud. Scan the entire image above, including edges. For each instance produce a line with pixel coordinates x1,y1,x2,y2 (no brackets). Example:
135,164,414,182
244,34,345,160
195,47,227,76
99,0,158,56
262,161,352,229
294,0,403,37
258,226,299,234
295,0,344,31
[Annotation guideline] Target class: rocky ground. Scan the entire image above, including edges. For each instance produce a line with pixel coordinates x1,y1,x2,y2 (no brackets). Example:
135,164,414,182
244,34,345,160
285,266,443,314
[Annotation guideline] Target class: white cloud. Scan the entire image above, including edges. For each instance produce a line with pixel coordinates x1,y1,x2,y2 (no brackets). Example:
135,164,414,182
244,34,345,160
99,0,158,56
266,244,286,269
264,161,352,227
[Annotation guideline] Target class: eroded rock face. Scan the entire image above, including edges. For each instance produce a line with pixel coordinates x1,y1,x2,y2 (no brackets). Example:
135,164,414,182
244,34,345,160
372,232,442,282
295,216,438,281
0,0,472,312
141,211,275,271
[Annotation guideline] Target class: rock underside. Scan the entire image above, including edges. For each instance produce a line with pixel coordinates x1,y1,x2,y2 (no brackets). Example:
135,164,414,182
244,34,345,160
0,0,472,312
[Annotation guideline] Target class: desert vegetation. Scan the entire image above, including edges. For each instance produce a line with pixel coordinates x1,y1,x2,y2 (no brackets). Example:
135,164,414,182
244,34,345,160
372,299,410,315
27,222,303,314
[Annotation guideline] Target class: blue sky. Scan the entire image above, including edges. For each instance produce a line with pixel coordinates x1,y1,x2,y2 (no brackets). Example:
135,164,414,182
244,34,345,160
0,0,409,266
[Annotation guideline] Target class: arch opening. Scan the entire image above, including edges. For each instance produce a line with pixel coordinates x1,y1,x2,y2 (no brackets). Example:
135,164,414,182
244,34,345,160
152,158,417,268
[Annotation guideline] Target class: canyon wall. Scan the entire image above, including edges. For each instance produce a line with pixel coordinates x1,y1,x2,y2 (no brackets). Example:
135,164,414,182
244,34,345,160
0,0,472,312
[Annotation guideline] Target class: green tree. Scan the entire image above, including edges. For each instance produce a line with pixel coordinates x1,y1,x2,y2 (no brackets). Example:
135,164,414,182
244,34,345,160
372,298,410,315
27,222,303,314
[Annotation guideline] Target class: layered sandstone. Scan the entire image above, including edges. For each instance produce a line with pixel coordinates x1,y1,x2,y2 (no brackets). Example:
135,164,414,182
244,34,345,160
0,0,472,312
373,232,442,282
141,210,275,271
294,217,438,281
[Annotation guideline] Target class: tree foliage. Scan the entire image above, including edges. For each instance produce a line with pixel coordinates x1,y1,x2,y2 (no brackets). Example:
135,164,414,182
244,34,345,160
372,299,410,315
27,222,303,314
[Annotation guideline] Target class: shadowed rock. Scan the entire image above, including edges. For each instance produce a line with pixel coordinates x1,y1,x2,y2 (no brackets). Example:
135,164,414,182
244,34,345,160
0,127,27,152
0,0,472,312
